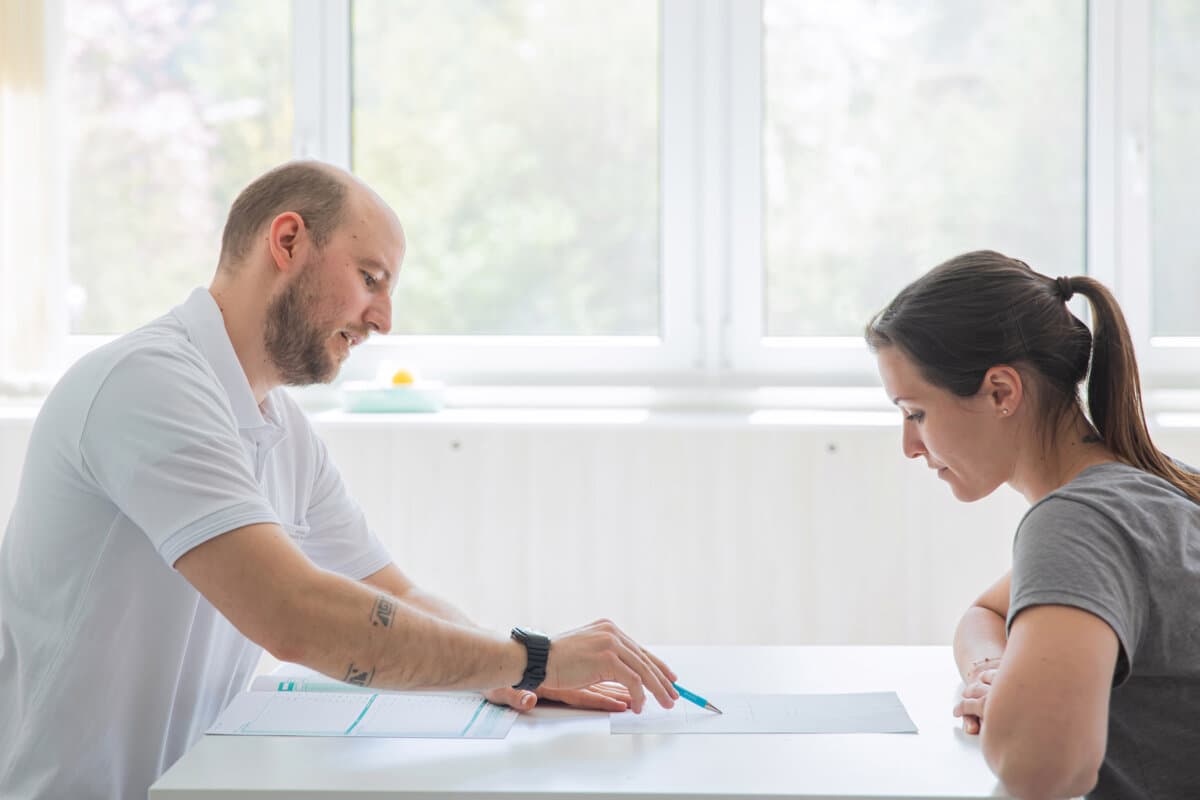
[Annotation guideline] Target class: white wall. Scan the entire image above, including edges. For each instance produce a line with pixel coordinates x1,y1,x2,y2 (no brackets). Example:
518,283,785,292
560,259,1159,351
4,411,1199,646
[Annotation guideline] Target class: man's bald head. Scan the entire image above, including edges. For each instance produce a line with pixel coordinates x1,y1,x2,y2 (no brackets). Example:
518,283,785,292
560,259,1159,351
217,160,353,273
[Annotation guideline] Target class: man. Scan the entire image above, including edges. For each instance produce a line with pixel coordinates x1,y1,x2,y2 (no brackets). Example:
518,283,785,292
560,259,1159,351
0,161,678,800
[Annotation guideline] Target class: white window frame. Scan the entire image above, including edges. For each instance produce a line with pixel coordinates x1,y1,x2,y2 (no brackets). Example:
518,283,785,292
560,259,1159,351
6,0,69,389
292,0,704,385
1109,0,1200,386
723,0,878,384
20,0,1200,395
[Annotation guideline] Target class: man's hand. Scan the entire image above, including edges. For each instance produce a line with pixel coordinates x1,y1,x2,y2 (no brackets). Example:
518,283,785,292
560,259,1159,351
490,619,677,713
484,682,633,713
953,657,1001,735
543,619,678,712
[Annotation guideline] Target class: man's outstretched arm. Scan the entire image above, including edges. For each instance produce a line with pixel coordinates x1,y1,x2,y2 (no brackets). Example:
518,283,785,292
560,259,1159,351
175,522,676,711
359,562,654,712
361,563,477,628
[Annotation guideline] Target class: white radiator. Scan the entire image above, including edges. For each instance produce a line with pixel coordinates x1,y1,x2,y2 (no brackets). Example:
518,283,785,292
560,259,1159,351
4,412,1198,646
321,422,1026,645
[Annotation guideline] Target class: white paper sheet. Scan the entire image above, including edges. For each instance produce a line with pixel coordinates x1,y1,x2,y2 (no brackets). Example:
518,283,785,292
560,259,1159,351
610,691,917,734
208,690,518,738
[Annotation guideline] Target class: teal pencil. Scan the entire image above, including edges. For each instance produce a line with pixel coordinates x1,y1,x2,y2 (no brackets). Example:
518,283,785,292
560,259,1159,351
672,682,723,714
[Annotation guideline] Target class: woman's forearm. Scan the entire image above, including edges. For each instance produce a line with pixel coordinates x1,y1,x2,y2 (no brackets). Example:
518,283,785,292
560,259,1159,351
953,605,1008,680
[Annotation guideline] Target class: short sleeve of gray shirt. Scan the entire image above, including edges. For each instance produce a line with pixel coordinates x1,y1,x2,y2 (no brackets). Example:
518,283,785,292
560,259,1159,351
1005,462,1200,798
1008,490,1147,685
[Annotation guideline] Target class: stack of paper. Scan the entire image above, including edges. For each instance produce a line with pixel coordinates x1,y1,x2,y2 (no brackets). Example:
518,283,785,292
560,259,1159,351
208,679,517,739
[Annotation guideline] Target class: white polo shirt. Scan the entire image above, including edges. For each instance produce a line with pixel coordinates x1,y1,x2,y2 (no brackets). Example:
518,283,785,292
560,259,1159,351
0,288,392,800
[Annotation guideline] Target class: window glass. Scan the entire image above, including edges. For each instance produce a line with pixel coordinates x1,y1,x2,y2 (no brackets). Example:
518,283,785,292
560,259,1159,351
353,0,660,335
763,1,1086,336
64,0,292,333
1151,0,1200,337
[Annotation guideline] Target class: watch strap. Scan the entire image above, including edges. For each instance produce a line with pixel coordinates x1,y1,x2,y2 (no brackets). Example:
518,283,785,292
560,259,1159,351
510,626,551,691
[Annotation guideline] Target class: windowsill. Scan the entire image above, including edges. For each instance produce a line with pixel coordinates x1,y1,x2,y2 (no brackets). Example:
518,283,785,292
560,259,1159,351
0,385,898,427
308,407,900,428
6,385,1200,429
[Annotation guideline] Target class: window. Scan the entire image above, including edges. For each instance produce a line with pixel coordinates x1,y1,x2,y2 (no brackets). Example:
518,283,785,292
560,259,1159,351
62,0,291,334
761,1,1085,338
353,0,660,337
2,0,1197,394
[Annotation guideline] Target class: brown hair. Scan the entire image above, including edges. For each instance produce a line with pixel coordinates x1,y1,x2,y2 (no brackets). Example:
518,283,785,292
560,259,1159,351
866,250,1200,503
217,161,348,270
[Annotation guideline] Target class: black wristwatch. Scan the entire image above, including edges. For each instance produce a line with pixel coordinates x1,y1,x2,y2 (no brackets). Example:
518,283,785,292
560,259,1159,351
510,626,551,691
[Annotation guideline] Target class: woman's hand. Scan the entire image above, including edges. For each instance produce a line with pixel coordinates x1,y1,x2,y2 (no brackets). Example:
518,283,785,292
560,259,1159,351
954,656,1001,735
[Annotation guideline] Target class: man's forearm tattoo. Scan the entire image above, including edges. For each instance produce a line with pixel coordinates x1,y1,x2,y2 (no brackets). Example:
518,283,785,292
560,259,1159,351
344,662,376,687
371,594,395,628
346,596,392,687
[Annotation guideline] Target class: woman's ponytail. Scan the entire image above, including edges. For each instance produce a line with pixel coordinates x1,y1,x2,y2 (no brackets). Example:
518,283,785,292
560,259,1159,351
1072,276,1200,503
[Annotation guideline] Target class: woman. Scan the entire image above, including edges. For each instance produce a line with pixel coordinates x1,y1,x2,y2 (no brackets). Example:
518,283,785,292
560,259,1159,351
866,251,1200,799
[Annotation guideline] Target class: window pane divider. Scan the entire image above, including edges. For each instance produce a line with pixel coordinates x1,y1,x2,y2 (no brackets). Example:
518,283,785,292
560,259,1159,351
292,0,350,167
1113,0,1153,359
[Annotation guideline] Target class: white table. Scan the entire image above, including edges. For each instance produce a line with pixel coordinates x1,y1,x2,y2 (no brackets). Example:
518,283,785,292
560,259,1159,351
150,645,1009,799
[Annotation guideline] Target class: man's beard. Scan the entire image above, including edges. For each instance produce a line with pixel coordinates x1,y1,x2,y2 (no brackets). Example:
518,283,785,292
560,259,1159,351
263,261,339,386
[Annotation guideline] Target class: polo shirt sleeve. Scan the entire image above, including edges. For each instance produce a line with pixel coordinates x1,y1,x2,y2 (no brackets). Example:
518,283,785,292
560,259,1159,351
77,347,280,567
298,431,392,580
1008,496,1148,686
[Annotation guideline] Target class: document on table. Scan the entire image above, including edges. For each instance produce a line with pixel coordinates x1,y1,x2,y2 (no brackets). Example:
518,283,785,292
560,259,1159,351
208,690,518,739
611,691,917,734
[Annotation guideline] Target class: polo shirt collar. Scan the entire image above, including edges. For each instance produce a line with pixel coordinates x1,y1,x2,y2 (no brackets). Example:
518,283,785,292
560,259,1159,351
174,288,269,431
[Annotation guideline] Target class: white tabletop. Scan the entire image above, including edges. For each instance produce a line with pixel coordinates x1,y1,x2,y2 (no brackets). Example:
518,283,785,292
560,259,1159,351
150,645,1009,799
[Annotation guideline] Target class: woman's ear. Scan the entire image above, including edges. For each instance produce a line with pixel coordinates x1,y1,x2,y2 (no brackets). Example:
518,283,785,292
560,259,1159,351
982,365,1024,417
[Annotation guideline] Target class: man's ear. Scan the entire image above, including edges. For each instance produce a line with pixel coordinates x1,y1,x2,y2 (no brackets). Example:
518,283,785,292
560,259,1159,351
982,365,1024,417
266,212,306,274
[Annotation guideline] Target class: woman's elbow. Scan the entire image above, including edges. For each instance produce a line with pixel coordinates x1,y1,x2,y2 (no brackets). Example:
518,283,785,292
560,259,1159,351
984,732,1102,799
996,762,1099,800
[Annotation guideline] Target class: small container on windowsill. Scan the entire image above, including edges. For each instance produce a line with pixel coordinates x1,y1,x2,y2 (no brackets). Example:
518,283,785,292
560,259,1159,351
339,367,445,413
339,381,445,413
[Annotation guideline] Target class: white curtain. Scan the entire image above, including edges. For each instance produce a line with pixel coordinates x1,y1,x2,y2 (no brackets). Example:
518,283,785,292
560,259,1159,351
0,0,54,387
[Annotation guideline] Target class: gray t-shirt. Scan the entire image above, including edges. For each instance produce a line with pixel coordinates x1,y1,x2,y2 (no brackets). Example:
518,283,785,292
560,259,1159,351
1009,461,1200,799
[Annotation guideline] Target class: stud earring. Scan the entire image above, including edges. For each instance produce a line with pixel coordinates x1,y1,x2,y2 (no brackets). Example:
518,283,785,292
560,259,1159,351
1001,408,1010,416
